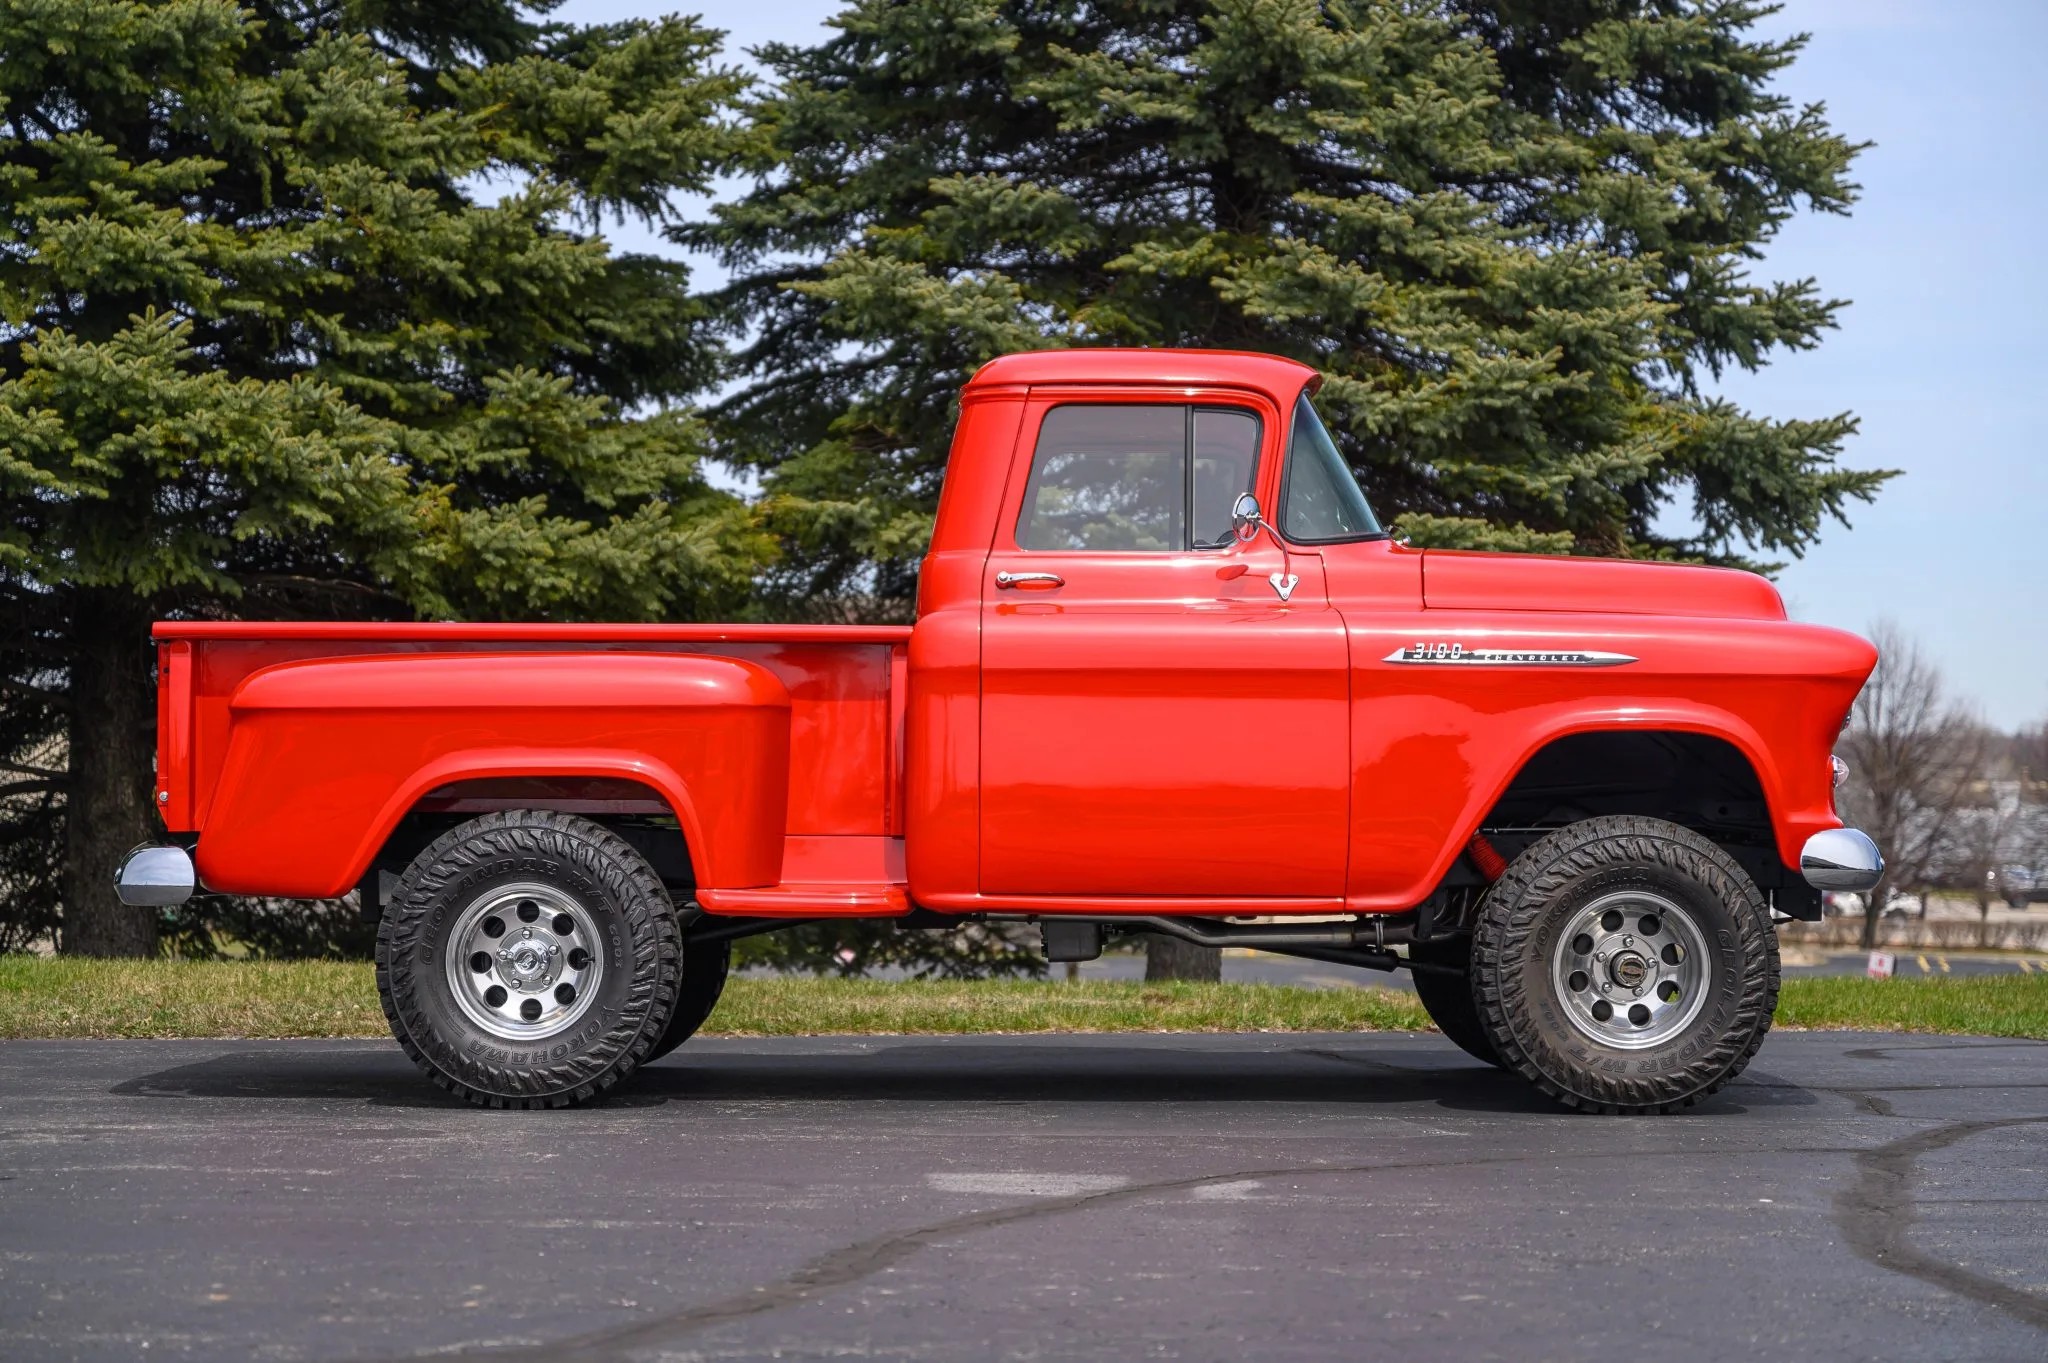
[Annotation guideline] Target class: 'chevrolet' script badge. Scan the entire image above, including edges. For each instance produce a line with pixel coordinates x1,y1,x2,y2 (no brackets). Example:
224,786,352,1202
1383,644,1638,667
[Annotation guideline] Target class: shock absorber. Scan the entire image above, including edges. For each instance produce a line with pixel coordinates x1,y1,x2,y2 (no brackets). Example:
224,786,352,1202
1467,831,1509,883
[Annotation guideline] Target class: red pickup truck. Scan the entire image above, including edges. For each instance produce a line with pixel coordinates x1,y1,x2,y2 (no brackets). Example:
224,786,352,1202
118,349,1882,1114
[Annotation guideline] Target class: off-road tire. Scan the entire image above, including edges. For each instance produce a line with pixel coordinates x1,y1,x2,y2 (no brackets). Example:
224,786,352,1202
1409,937,1502,1068
1472,815,1779,1115
376,811,682,1109
644,936,731,1063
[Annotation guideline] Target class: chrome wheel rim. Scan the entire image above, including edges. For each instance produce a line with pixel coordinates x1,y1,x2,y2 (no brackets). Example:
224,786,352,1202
444,883,604,1041
1550,889,1710,1050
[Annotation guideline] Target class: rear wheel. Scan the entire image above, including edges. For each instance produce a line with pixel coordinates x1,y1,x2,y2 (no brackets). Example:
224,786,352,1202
376,810,682,1108
1408,937,1501,1068
1472,815,1778,1114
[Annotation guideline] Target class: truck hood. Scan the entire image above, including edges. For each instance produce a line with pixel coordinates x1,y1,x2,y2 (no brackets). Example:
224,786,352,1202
1421,549,1786,620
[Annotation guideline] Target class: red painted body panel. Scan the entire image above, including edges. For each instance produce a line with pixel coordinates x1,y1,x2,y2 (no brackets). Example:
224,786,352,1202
161,628,906,909
150,349,1877,920
697,835,909,916
1421,549,1787,620
975,385,1348,898
196,652,791,898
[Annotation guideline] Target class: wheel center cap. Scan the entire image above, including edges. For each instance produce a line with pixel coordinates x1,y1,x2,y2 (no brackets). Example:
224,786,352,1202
497,936,560,990
1609,951,1650,990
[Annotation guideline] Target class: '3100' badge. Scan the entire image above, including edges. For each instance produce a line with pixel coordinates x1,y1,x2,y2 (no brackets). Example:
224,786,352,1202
1382,643,1638,666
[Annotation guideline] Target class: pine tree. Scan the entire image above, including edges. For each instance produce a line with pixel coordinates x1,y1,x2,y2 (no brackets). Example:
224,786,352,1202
1,1,772,954
694,0,1892,611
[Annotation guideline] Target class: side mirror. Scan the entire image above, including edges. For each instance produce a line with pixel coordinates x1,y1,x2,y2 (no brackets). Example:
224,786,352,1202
1231,492,1266,544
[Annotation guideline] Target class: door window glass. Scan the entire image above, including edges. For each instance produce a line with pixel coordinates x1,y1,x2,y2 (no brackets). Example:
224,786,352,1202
1192,409,1260,548
1017,403,1261,551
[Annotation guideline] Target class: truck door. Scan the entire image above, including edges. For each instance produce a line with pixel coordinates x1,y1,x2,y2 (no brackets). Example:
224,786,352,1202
978,392,1350,898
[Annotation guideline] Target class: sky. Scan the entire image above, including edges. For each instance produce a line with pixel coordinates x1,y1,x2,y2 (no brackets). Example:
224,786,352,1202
557,0,2048,730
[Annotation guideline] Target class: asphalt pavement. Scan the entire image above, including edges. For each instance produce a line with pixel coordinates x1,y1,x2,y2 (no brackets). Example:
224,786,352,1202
3,1031,2046,1362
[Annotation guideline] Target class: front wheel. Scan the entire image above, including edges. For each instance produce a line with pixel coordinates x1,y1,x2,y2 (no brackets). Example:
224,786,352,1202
376,811,682,1108
1471,815,1779,1114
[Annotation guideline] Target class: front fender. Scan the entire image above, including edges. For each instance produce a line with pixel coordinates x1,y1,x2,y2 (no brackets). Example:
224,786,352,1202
1449,701,1801,869
1347,689,1849,911
194,652,790,898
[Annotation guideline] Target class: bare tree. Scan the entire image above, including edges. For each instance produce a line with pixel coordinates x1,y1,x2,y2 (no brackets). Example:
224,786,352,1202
1937,778,2022,947
1837,622,1991,948
2014,722,2048,794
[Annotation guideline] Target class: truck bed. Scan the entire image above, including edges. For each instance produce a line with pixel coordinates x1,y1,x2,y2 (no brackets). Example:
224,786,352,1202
153,622,912,912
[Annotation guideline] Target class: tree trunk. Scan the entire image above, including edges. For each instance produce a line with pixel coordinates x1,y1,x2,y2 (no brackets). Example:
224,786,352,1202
1858,875,1888,950
1144,936,1221,982
60,588,161,957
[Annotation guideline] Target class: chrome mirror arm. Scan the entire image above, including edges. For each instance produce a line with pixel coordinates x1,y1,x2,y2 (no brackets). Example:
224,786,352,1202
1229,493,1296,602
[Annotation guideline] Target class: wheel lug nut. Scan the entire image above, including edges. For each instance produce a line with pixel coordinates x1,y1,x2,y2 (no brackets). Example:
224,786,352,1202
1623,935,1634,947
1596,952,1607,962
1633,987,1645,997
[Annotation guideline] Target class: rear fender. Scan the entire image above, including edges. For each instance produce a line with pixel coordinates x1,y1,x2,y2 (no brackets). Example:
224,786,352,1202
193,652,790,899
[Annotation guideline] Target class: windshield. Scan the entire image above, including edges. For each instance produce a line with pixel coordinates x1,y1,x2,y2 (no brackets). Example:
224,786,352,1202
1280,394,1383,542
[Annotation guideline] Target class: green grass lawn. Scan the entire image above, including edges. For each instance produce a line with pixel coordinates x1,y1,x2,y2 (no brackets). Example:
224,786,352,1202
4,956,2047,1041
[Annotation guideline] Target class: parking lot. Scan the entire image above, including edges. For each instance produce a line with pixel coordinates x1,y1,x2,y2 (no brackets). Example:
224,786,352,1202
3,1030,2045,1361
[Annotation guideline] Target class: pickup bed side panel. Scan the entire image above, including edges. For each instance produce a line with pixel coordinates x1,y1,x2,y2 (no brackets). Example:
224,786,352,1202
194,652,791,899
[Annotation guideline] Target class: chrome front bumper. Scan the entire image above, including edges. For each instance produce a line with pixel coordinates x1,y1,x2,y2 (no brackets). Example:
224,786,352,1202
114,844,196,907
1800,828,1884,892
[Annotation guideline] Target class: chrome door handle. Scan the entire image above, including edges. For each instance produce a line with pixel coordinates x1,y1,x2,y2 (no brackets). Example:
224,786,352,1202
995,571,1064,590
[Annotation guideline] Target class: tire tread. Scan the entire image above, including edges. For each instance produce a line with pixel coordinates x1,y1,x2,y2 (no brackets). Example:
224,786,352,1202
374,810,681,1109
1471,815,1780,1115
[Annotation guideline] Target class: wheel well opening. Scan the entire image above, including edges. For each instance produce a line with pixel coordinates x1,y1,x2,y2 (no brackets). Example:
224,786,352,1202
1461,729,1812,917
361,776,698,919
1482,731,1771,846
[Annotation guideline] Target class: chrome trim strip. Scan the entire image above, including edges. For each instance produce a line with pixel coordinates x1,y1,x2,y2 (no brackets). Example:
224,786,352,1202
1800,828,1884,892
1382,646,1638,667
114,844,196,908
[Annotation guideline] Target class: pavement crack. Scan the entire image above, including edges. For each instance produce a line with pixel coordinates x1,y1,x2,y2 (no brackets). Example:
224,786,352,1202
1831,1111,2048,1332
1841,1040,2047,1063
435,1163,1364,1361
426,1144,1864,1361
1295,1046,1436,1075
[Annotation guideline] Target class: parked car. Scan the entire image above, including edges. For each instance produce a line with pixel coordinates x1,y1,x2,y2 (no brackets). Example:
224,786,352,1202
118,349,1882,1114
1995,865,2045,910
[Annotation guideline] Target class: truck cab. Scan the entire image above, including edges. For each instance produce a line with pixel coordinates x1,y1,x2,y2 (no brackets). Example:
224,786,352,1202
119,348,1882,1114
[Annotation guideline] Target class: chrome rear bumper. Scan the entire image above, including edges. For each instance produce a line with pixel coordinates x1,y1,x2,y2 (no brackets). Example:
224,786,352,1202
114,844,196,907
1800,828,1884,892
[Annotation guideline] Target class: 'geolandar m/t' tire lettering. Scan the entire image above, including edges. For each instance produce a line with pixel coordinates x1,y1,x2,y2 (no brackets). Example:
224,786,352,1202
1471,815,1779,1114
375,810,682,1109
